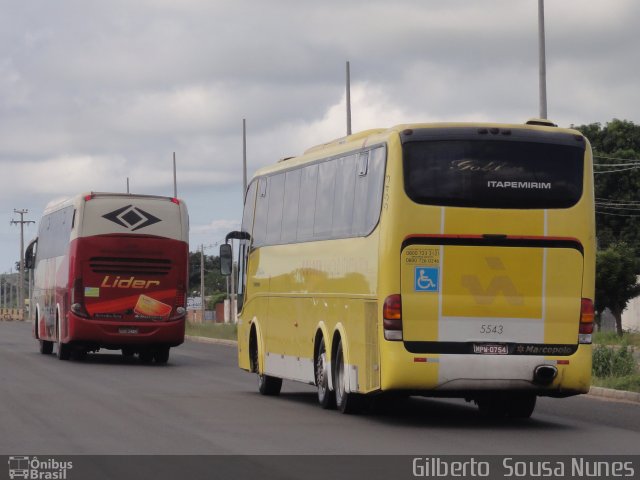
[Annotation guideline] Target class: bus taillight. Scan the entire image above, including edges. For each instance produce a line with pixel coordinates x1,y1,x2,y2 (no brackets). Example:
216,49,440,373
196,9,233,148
579,297,594,344
70,277,89,318
171,282,186,320
383,294,402,341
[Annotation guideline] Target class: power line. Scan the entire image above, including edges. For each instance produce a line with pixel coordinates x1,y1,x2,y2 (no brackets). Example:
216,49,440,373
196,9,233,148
596,204,640,211
596,210,640,217
594,154,640,163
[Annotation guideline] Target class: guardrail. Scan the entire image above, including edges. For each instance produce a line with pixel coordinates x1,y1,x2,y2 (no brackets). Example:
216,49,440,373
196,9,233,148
0,308,24,321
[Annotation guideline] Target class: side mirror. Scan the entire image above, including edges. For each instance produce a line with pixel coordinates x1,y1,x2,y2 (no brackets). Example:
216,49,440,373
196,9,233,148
25,238,37,270
220,243,232,276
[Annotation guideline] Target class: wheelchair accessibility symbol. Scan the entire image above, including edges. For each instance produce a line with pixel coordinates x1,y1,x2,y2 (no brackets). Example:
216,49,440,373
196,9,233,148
415,267,439,292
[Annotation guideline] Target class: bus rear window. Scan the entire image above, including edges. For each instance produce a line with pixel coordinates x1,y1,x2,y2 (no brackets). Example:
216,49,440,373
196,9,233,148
403,140,584,209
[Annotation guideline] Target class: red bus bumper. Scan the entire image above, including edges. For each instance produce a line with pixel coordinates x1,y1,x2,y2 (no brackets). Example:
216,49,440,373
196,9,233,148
67,314,185,348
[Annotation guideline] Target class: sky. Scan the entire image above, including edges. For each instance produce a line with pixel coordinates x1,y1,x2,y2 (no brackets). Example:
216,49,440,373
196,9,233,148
0,0,639,272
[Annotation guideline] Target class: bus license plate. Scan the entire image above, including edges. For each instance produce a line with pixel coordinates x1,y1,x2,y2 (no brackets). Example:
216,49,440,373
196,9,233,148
119,327,138,334
473,344,508,355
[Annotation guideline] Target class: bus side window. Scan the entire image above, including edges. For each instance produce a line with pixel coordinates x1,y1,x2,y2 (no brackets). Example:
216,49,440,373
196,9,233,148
281,169,301,243
242,181,258,238
353,147,385,236
266,174,285,244
25,239,37,269
314,160,337,237
332,154,357,237
252,178,269,246
297,164,318,241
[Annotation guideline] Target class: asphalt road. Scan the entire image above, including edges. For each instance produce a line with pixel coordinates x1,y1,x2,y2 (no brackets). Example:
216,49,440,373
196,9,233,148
1,320,639,455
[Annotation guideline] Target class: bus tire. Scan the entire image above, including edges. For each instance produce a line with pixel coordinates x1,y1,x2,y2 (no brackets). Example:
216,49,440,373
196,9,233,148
476,393,536,419
258,374,282,396
139,350,154,364
154,347,170,365
334,339,365,414
249,326,282,395
505,393,536,419
56,319,70,361
71,349,87,361
315,337,335,409
39,340,53,355
56,342,71,360
122,348,135,358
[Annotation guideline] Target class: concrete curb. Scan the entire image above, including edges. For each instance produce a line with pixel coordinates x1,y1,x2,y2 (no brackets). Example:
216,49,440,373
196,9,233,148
185,335,237,347
184,335,640,403
588,386,640,404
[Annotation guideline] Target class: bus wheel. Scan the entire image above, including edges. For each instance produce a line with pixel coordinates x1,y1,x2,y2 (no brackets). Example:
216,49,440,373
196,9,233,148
250,331,282,395
258,373,282,396
71,349,87,361
56,322,70,361
39,340,53,355
315,337,335,409
121,348,135,358
476,393,536,419
334,339,365,414
154,347,170,365
56,342,71,361
505,393,536,419
139,350,154,364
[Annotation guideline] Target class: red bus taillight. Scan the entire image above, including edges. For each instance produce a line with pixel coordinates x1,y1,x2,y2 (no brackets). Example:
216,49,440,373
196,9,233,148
170,282,186,320
579,298,594,344
383,294,402,341
70,278,89,318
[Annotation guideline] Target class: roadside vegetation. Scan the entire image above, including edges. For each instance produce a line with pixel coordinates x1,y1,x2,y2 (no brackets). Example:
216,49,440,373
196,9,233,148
185,322,237,341
592,331,640,392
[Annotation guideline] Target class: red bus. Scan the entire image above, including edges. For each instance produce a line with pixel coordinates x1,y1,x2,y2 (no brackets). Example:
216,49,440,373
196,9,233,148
25,192,189,364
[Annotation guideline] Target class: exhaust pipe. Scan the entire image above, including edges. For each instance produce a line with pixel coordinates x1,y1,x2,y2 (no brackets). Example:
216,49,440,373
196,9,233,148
533,365,557,385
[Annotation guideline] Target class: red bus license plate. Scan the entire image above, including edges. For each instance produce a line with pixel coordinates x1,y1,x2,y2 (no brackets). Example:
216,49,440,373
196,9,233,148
118,327,138,334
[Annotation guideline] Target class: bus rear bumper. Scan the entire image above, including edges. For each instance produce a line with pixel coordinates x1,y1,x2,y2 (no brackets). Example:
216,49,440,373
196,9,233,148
67,314,185,348
379,342,591,397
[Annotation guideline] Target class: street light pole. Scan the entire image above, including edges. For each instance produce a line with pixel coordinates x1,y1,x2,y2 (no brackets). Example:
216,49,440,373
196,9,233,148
242,119,247,198
346,60,352,136
538,0,548,119
10,209,35,318
200,244,205,323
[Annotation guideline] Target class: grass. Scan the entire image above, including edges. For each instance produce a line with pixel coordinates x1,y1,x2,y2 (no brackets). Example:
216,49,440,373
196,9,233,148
185,322,237,341
591,338,640,393
592,375,640,393
593,331,640,347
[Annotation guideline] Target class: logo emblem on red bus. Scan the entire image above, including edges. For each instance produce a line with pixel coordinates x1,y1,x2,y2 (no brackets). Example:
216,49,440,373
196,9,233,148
102,205,161,231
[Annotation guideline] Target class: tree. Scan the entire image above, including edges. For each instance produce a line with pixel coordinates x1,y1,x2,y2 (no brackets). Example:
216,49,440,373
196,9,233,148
188,250,227,299
595,243,640,336
576,119,640,255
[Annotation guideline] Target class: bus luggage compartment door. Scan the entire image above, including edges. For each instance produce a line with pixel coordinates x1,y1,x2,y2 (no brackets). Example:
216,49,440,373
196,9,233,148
400,242,583,348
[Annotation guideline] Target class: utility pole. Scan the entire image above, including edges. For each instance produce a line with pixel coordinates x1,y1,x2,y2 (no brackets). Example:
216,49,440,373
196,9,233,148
10,209,35,317
346,61,352,136
242,119,247,198
538,0,548,119
200,244,205,323
173,152,178,198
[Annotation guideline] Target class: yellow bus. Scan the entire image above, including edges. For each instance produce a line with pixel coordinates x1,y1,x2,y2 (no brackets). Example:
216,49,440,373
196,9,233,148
221,120,595,418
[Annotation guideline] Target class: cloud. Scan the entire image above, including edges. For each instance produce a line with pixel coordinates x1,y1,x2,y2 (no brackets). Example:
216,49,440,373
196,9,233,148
0,0,638,270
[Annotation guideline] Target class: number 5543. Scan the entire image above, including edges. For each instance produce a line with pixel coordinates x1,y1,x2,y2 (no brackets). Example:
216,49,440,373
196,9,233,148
480,324,503,334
